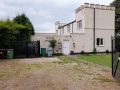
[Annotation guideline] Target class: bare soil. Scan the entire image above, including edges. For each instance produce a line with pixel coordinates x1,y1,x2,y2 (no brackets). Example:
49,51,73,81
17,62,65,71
0,57,120,90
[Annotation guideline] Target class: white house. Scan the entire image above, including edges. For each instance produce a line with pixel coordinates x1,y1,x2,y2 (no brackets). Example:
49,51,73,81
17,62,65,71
32,3,115,55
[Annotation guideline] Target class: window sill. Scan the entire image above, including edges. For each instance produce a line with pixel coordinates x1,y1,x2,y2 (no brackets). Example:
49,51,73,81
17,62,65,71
97,45,104,47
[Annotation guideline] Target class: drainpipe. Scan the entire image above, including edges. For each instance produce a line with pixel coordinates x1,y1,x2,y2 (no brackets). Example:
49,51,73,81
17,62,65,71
72,23,73,33
93,8,96,51
60,28,61,36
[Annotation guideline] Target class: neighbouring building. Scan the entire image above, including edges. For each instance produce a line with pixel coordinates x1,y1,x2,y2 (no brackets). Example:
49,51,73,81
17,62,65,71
32,3,115,55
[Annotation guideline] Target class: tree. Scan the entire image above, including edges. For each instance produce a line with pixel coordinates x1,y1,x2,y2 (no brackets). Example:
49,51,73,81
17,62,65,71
49,39,57,54
110,0,120,34
0,19,31,48
13,13,35,35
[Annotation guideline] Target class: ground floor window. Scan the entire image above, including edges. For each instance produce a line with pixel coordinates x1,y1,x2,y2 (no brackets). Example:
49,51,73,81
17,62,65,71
96,38,104,46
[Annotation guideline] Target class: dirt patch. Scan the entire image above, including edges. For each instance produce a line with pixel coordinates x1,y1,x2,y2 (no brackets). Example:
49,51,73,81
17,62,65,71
20,57,61,64
0,57,120,90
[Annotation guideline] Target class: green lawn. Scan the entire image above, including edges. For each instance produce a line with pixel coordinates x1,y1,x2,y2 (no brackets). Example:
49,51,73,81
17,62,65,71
77,54,111,68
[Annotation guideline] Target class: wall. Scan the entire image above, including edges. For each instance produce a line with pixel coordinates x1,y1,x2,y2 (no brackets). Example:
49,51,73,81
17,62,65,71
32,33,57,49
83,4,115,52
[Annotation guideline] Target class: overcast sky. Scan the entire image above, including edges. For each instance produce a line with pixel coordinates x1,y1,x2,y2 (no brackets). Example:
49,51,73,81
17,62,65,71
0,0,114,33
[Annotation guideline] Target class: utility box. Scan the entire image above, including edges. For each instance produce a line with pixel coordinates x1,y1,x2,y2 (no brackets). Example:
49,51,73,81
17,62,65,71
7,49,14,59
47,48,53,57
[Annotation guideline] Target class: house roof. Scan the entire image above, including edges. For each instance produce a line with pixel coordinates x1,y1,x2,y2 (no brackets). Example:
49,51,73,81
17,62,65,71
58,20,76,29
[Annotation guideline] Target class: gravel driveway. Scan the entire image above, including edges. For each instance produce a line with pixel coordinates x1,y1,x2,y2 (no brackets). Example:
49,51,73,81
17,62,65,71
0,57,120,90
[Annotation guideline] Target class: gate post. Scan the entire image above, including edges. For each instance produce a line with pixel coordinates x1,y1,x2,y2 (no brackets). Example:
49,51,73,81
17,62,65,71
111,37,114,76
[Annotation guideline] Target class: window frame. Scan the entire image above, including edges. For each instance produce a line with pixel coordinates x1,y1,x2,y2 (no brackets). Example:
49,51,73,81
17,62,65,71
96,38,104,46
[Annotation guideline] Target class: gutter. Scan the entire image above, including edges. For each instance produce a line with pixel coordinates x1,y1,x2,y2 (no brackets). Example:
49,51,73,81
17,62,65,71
58,20,76,29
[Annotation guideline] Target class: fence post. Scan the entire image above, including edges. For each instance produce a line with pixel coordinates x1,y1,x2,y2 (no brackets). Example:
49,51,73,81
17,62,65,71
37,40,40,57
26,41,29,58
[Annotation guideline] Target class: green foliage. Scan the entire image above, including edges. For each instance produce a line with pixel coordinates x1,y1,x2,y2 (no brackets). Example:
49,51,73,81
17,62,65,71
0,20,16,48
0,16,32,48
111,0,120,34
13,13,35,35
48,39,57,54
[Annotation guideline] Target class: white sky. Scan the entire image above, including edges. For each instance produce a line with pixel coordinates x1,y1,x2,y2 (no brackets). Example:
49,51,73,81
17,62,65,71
0,0,114,33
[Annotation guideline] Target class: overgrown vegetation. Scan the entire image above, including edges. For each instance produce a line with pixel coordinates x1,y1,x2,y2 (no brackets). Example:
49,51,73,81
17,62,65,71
110,0,120,34
0,13,34,49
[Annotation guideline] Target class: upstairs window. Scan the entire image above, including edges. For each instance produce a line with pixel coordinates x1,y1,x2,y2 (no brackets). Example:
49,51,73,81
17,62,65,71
96,38,104,46
77,20,82,30
67,25,70,33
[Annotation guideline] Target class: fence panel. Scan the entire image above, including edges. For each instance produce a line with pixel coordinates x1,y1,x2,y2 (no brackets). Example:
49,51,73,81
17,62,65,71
0,40,40,58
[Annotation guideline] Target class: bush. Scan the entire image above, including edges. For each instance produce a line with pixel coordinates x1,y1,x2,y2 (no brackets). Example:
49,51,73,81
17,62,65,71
0,18,32,49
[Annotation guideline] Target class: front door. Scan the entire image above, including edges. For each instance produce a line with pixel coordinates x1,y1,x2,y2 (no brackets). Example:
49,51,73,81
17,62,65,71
63,40,70,55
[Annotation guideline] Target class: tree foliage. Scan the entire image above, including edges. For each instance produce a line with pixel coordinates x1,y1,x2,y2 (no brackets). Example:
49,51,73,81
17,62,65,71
111,0,120,34
13,13,35,35
49,39,57,54
0,16,32,48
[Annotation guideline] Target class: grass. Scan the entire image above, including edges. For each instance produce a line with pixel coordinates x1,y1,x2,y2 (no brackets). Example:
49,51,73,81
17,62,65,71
77,54,111,67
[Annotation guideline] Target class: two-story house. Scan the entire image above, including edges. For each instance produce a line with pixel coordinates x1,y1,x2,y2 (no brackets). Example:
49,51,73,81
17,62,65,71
32,3,115,55
55,3,115,54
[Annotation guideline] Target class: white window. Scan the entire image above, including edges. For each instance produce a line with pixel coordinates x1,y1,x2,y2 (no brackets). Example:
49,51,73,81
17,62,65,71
96,38,104,46
77,20,82,30
67,25,70,33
